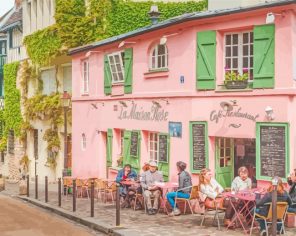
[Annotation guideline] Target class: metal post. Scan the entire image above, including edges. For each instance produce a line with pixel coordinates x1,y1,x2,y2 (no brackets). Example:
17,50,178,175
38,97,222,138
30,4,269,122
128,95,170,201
91,179,94,217
116,183,120,226
63,106,68,177
26,175,29,197
73,179,76,212
45,176,48,203
271,186,277,236
58,178,61,207
35,175,38,199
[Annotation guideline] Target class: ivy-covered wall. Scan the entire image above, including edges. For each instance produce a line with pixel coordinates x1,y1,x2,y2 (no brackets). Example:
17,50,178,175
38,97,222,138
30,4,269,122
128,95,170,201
24,0,207,66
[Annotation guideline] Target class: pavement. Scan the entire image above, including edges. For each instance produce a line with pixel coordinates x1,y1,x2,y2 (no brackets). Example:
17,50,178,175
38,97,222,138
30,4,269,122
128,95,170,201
1,180,296,236
0,194,104,236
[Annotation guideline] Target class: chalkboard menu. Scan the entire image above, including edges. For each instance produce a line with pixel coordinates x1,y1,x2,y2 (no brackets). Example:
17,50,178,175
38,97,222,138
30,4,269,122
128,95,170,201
260,125,286,178
158,134,168,163
130,131,139,156
191,123,207,171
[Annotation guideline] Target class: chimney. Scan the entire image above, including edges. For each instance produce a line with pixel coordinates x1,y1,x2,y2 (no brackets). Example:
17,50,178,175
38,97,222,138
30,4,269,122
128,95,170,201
148,5,161,25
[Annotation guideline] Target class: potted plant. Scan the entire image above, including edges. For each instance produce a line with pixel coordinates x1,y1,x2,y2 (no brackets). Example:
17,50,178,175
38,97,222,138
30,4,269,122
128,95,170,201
224,67,249,89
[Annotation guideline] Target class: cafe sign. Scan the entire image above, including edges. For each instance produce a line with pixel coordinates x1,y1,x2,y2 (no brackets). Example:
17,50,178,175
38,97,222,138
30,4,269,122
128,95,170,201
118,104,169,122
210,101,259,128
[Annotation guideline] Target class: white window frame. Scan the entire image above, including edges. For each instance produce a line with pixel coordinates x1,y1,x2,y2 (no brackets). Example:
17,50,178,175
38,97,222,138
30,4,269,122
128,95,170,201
149,44,168,70
81,133,86,151
40,67,56,95
224,31,253,80
62,64,72,93
148,132,159,163
82,60,89,94
107,51,125,84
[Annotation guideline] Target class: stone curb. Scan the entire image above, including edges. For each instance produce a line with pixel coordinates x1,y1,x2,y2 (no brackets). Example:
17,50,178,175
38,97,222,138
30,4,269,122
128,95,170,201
17,196,127,236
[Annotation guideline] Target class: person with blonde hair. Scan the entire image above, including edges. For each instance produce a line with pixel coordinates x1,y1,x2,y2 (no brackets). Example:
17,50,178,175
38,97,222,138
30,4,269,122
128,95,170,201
254,177,292,235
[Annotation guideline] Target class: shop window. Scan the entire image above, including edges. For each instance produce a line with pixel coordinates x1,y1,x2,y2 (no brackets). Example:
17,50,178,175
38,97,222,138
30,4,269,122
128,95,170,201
225,32,253,80
107,52,125,84
82,60,89,94
149,132,158,162
41,68,56,95
150,44,168,70
81,133,86,151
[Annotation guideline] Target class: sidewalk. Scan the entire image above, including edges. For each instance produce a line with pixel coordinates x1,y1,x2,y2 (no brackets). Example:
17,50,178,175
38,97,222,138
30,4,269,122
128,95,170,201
2,181,296,236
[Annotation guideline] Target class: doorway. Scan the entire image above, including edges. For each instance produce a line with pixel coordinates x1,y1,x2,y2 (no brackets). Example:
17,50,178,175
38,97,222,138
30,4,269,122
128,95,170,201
215,137,256,188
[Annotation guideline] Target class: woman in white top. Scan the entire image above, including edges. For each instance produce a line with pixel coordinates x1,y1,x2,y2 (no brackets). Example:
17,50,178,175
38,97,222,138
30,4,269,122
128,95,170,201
199,168,234,228
231,166,252,192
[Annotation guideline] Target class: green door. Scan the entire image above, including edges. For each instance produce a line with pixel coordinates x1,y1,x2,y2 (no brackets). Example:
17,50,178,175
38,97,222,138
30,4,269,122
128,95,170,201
215,138,234,188
158,133,170,182
106,129,113,168
123,130,140,172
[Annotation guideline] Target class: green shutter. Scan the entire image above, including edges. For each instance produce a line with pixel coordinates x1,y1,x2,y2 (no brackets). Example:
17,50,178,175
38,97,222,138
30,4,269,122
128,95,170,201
196,31,216,90
158,134,170,182
124,48,133,94
253,24,275,88
104,55,112,95
106,129,113,167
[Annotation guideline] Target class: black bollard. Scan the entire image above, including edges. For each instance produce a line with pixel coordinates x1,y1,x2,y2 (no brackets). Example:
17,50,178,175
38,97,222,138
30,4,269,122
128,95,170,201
116,183,120,226
73,179,76,212
58,178,61,207
26,175,29,197
35,175,38,199
45,176,48,203
91,179,94,217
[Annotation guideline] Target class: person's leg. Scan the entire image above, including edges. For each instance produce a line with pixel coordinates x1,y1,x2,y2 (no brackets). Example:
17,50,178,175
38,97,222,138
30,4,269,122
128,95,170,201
166,192,177,209
152,190,161,211
256,219,266,231
144,190,152,210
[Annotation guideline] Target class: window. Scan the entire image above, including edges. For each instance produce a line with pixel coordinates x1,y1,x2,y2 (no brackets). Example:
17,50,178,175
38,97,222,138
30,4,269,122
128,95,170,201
82,60,89,94
8,130,14,155
150,44,168,70
41,68,56,95
33,129,38,160
63,65,72,93
0,41,7,55
120,130,124,155
81,133,86,150
108,52,125,83
149,133,158,162
225,32,253,80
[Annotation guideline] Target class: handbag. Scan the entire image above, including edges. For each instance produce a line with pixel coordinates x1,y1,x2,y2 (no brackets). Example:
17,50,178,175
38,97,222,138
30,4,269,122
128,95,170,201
205,197,224,209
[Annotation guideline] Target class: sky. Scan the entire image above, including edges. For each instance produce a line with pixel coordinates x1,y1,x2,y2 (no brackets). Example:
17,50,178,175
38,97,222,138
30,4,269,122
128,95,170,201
0,0,15,17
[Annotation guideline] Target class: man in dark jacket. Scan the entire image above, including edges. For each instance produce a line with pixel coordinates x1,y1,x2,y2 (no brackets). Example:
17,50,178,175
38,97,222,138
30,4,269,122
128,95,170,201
287,169,296,213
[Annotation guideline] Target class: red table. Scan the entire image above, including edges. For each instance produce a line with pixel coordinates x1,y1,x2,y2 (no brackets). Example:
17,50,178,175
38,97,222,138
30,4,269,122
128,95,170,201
155,182,178,214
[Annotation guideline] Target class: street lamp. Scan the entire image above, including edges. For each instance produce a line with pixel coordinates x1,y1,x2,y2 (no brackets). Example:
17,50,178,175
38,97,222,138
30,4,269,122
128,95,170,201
271,176,279,236
61,91,71,177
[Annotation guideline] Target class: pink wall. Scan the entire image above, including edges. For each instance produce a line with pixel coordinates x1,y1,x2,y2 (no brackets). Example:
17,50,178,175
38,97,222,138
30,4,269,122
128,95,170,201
71,4,296,183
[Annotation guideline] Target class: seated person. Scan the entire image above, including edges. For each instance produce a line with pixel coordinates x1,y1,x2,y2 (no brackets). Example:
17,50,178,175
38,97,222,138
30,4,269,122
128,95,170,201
115,164,137,200
140,161,164,215
254,177,292,235
167,161,192,216
287,168,296,213
231,166,252,192
200,168,236,227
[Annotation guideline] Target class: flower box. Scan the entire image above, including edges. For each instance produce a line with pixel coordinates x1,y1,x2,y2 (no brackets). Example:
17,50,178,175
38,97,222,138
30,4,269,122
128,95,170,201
224,80,248,89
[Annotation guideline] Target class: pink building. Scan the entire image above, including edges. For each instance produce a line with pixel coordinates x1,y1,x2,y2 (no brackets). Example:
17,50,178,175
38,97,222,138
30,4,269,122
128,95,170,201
69,0,296,188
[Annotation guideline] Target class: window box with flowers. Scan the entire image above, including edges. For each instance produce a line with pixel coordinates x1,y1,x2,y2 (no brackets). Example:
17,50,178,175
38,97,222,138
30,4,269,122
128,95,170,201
224,67,249,89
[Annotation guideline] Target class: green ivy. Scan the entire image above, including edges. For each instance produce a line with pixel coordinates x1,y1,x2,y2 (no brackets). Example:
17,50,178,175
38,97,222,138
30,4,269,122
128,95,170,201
23,25,62,66
3,62,22,137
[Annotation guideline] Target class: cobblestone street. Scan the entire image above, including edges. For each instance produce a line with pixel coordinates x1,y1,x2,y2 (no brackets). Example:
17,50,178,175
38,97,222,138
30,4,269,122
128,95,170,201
2,181,296,236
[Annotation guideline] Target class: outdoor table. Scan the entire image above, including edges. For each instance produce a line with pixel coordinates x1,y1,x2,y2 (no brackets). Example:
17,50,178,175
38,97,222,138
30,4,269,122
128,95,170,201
223,189,262,234
154,182,178,214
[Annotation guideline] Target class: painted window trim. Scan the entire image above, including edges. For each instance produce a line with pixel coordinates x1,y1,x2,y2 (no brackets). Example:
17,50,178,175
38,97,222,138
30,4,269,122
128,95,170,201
148,132,159,163
149,44,168,70
255,122,290,181
107,51,125,84
224,30,254,81
189,121,209,174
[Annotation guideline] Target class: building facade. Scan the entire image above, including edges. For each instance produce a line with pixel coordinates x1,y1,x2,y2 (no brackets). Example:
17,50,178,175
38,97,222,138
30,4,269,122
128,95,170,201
70,0,296,187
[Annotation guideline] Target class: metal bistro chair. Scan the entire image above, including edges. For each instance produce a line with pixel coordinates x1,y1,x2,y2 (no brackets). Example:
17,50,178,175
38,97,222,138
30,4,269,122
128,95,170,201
249,202,288,236
95,179,108,202
173,185,199,214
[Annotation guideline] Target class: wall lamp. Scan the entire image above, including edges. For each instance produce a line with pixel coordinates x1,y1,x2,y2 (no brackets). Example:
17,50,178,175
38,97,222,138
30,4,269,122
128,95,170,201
265,106,275,121
266,12,285,24
159,32,180,45
91,102,104,109
119,101,128,107
85,50,101,58
118,41,136,48
152,100,161,108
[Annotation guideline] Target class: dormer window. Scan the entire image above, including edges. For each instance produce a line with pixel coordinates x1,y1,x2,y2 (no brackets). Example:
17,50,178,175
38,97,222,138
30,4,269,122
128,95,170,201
150,44,168,70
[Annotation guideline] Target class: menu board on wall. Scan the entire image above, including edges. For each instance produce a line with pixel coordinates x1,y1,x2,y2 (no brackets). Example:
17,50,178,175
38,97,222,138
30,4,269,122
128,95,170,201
158,134,168,163
191,123,207,171
260,125,286,178
130,131,139,156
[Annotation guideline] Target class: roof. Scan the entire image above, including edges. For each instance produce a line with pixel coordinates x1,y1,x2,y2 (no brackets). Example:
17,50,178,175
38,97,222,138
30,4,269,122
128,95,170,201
69,0,296,55
0,8,14,29
0,7,22,32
